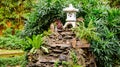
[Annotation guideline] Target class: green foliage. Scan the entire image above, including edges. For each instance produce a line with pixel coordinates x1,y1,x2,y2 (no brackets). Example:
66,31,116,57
0,55,27,67
0,0,36,36
61,61,70,67
75,19,100,41
70,50,78,64
54,61,59,67
54,50,82,67
54,61,82,67
26,34,44,49
78,0,120,67
0,0,34,23
1,0,118,67
43,29,52,36
41,46,49,53
69,50,82,67
0,35,25,49
26,34,44,53
72,64,82,67
54,61,69,67
2,27,22,36
23,0,85,37
26,34,49,53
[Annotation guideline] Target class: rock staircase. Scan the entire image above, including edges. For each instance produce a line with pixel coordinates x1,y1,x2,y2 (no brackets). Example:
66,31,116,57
27,29,96,67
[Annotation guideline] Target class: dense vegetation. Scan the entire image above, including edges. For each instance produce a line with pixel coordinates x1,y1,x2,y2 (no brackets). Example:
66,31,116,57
23,0,120,67
0,0,36,36
0,0,119,67
22,0,85,37
0,0,34,66
79,0,120,67
0,55,27,67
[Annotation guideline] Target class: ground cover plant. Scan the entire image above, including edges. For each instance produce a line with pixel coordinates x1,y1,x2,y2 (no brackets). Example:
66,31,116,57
0,35,25,49
0,55,27,67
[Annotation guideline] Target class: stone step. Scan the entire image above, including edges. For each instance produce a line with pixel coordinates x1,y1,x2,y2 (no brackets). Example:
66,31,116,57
77,44,90,48
38,57,57,63
47,42,90,48
47,44,71,48
49,53,60,57
64,35,73,39
76,41,90,48
52,49,63,53
61,31,74,35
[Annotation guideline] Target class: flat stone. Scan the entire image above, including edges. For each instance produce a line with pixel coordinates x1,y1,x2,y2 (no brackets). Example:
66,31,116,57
77,42,90,48
60,46,67,50
58,35,63,40
49,35,55,38
66,40,71,45
48,44,71,47
55,40,63,44
71,38,76,48
52,39,56,42
64,35,73,39
57,29,63,32
53,49,63,53
64,29,72,31
27,64,37,67
76,41,82,45
49,53,59,57
59,66,63,67
59,54,67,61
38,57,56,63
63,51,69,54
80,39,89,44
61,32,74,36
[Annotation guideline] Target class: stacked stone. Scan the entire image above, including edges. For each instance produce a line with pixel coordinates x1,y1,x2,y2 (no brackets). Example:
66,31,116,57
46,29,75,44
27,29,96,67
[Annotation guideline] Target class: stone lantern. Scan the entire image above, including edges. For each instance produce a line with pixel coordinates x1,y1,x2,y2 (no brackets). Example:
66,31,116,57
63,4,79,28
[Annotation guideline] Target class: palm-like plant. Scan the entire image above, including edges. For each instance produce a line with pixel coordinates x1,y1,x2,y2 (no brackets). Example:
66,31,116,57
26,34,48,53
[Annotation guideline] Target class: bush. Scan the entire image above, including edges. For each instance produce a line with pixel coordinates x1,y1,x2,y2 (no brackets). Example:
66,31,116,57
22,0,85,37
78,0,120,67
0,34,26,49
0,0,36,36
0,55,27,67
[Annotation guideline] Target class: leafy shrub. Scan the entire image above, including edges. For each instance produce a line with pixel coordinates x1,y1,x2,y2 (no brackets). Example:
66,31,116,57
0,55,27,67
0,0,35,36
23,0,85,37
78,0,120,67
0,35,25,49
75,19,100,41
